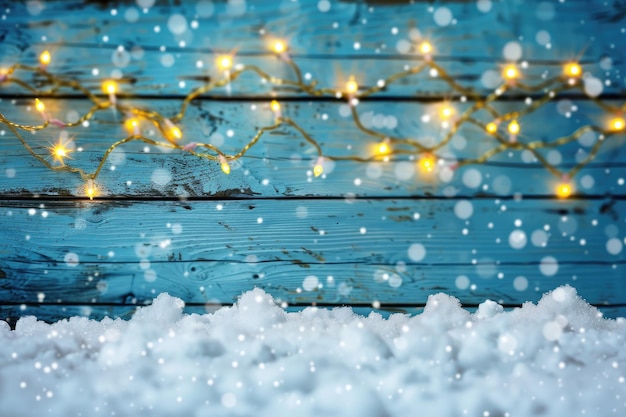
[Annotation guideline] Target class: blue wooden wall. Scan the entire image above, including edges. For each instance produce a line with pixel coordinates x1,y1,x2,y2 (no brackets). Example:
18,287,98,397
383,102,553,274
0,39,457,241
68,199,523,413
1,0,625,322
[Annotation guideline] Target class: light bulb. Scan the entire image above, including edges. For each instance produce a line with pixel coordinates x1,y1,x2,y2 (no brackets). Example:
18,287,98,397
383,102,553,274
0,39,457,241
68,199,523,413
345,76,358,95
169,126,182,140
418,154,436,173
439,105,454,120
563,62,581,78
124,117,141,136
39,50,51,66
376,141,391,156
35,98,45,113
102,80,118,95
486,122,498,134
216,55,233,71
163,119,182,142
219,155,230,174
556,182,572,199
54,144,66,157
419,41,432,55
502,64,519,80
270,100,281,113
50,139,72,164
610,117,625,131
508,120,520,135
86,179,96,200
313,157,324,177
272,40,286,54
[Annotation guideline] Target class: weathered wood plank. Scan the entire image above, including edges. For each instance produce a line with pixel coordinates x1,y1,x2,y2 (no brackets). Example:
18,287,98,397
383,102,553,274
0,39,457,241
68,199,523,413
1,259,624,317
1,1,624,96
1,48,619,97
1,99,625,197
1,199,624,308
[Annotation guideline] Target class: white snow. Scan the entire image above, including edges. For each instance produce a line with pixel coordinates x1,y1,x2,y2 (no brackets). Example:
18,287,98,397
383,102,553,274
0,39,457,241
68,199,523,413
1,286,625,417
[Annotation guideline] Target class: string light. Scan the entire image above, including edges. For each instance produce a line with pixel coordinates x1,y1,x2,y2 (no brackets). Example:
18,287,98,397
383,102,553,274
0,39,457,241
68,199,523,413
375,140,391,157
102,80,119,105
313,157,324,177
345,76,358,95
439,105,454,120
418,154,436,173
219,155,231,175
610,117,625,131
34,98,46,113
419,41,432,55
49,140,72,165
555,181,573,199
102,80,118,95
502,64,519,81
272,40,286,54
39,50,51,67
124,117,141,136
216,55,233,71
508,120,520,135
86,179,96,200
2,47,625,200
563,62,582,78
163,119,182,142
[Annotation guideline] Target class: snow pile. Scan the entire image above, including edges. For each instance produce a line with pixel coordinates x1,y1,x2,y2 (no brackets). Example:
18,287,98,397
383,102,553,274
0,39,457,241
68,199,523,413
1,286,625,417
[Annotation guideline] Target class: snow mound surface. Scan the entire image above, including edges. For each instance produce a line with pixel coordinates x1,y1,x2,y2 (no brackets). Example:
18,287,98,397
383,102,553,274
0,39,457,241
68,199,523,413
1,286,625,417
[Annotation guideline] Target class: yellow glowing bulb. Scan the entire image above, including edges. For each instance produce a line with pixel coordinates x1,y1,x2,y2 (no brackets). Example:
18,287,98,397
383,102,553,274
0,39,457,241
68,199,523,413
376,141,391,156
102,80,118,95
86,180,96,200
272,40,286,54
169,125,182,141
418,155,436,173
556,182,572,199
563,62,581,78
486,122,498,134
48,139,73,164
508,120,520,135
313,164,323,177
610,117,625,131
39,50,51,66
54,146,66,158
124,117,140,135
35,98,45,113
419,41,432,54
221,162,231,175
216,55,233,71
440,105,454,120
345,76,358,95
270,100,281,112
503,64,519,80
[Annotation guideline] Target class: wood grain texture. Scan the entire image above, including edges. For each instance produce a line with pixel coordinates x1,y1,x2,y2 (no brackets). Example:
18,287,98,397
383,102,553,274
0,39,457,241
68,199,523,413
1,0,625,322
1,0,624,96
1,199,624,312
1,99,625,198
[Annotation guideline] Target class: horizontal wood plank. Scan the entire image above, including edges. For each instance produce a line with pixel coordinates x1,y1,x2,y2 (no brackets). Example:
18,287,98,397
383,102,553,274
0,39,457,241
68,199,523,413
1,99,625,198
1,1,624,97
1,199,624,310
